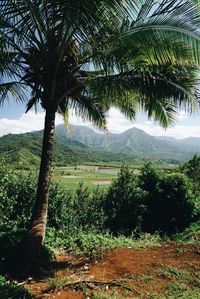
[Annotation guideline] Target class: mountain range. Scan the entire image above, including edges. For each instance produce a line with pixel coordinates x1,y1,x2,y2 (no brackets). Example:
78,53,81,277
56,125,200,161
0,124,199,168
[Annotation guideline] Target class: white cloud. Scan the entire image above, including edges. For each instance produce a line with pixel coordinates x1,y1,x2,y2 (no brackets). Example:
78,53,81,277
177,111,189,120
106,108,135,133
0,108,199,139
0,111,63,137
134,123,200,139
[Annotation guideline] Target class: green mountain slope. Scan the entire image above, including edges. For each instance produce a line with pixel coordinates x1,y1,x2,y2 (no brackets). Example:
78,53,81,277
0,131,98,168
57,125,199,162
0,130,132,168
0,125,199,168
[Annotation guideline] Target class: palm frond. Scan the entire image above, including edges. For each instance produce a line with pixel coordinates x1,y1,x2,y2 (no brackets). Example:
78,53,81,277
1,0,200,128
0,81,27,106
25,96,39,113
60,96,107,130
82,62,198,127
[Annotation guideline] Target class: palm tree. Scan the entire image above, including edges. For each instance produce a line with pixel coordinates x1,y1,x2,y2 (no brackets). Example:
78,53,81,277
0,0,200,262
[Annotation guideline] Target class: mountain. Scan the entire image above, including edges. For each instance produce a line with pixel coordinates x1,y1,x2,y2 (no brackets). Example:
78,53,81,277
56,125,200,162
0,124,199,168
0,129,133,169
156,136,200,152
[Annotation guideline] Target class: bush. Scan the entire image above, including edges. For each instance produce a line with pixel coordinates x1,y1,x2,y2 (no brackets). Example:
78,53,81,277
0,161,36,231
0,160,106,235
180,154,200,188
105,163,197,235
0,229,26,260
105,165,146,234
48,182,106,233
47,229,162,258
180,155,200,222
0,275,32,298
0,160,198,243
139,164,196,234
172,221,200,242
73,184,106,231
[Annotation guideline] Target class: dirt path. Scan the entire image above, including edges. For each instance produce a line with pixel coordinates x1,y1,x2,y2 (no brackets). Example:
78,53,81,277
26,243,199,299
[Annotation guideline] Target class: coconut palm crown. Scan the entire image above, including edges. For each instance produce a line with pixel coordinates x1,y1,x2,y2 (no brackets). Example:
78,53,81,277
0,0,200,262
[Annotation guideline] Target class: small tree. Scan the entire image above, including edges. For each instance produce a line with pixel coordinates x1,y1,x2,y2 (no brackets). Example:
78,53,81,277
139,164,195,234
105,165,147,234
180,155,200,188
105,164,196,235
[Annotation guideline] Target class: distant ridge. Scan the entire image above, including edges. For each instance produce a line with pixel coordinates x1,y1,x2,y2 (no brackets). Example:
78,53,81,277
0,124,199,168
56,124,200,160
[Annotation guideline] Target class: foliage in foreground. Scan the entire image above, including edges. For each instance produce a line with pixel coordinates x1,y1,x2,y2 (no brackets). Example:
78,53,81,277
0,275,32,299
105,163,198,235
0,159,199,237
45,228,162,258
172,221,200,242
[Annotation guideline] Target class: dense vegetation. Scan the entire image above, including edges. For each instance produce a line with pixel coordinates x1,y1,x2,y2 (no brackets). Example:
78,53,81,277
0,275,32,299
0,158,199,250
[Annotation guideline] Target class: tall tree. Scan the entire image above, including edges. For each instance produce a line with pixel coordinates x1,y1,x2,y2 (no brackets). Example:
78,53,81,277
0,0,200,262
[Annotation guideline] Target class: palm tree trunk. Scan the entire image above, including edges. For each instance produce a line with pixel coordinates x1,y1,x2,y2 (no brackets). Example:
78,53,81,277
25,107,56,261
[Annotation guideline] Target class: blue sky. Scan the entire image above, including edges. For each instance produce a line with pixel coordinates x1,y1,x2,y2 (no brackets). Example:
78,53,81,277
0,101,200,139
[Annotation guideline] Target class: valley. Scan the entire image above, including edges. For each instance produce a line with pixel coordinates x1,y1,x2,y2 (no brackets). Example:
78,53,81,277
0,125,200,171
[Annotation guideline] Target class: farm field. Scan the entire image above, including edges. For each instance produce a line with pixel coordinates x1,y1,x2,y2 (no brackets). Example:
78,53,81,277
52,165,122,189
52,163,177,189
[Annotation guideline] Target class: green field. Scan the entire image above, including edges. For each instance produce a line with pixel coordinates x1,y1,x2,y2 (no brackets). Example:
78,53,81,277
52,165,121,189
52,163,177,189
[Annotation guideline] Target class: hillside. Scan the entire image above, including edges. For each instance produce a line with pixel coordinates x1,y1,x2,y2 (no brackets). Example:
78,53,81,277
0,129,132,169
57,125,200,162
0,125,199,168
0,131,100,168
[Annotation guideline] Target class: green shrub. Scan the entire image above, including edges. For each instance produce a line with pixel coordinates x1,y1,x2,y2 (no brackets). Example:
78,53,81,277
180,154,200,188
105,165,146,235
105,163,197,235
74,184,106,231
140,164,196,234
0,161,36,231
0,160,198,243
0,159,106,235
0,275,32,298
48,185,75,231
0,229,26,260
48,182,106,233
56,230,161,258
172,221,200,242
180,155,200,222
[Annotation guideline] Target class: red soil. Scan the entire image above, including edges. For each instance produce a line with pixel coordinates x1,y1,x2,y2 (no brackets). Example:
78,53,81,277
26,243,199,299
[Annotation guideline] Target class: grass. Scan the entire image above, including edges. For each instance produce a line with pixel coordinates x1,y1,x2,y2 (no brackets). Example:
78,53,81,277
51,163,178,190
52,164,118,189
138,274,154,282
172,221,200,244
92,295,124,299
46,230,162,258
160,284,200,299
0,275,32,299
157,267,191,280
155,266,200,299
44,275,69,290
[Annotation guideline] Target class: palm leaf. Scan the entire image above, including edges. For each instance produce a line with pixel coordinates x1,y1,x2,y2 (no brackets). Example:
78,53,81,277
0,0,200,129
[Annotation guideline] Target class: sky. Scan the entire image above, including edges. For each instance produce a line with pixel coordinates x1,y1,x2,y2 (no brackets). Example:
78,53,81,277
0,101,200,139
